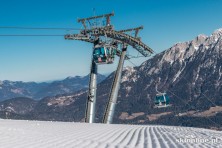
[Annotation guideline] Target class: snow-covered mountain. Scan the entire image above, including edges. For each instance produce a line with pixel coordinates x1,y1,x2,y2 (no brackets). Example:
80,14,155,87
0,74,106,101
0,28,222,130
85,28,222,127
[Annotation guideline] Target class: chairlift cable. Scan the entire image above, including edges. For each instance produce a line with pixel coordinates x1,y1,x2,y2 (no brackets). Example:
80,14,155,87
180,76,218,107
0,26,81,30
166,89,221,127
127,59,137,67
0,35,64,36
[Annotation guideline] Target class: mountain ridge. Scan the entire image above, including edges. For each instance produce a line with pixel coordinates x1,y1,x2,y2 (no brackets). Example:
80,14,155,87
0,74,106,101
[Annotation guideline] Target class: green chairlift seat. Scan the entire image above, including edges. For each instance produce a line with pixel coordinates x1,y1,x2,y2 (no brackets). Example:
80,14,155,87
154,93,172,108
93,45,116,64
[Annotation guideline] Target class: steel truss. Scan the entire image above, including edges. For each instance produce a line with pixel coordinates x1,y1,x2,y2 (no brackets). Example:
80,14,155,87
65,12,154,124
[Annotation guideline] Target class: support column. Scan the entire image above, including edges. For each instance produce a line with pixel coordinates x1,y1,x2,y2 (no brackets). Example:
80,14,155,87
103,45,127,124
85,59,97,123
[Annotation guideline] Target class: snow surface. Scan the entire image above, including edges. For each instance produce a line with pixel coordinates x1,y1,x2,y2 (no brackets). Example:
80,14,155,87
0,119,221,148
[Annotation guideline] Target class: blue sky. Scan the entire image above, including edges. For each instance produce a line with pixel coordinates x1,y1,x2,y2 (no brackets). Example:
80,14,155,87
0,0,222,82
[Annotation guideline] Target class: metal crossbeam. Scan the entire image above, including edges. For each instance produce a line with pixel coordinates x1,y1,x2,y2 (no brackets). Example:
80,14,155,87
118,26,143,33
78,12,114,23
78,12,114,28
118,26,143,38
65,28,154,57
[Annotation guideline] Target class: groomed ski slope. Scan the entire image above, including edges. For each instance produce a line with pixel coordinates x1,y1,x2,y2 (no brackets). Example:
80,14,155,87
0,119,221,148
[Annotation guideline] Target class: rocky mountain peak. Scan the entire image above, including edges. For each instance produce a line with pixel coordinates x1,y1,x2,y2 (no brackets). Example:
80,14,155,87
160,41,195,65
192,34,207,46
161,28,222,64
207,28,222,43
212,28,222,36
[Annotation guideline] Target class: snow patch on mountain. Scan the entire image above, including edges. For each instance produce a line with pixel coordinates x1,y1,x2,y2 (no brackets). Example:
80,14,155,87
121,66,137,83
172,62,186,82
147,66,160,75
46,89,87,107
210,28,222,42
10,88,23,94
219,66,222,80
125,86,132,97
47,95,75,106
4,106,16,113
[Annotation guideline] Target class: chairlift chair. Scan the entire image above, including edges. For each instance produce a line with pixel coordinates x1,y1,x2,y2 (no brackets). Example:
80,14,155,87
154,92,172,108
93,44,116,64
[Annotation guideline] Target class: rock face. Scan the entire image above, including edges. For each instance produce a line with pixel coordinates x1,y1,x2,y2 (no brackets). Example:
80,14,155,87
0,28,222,129
0,74,106,101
